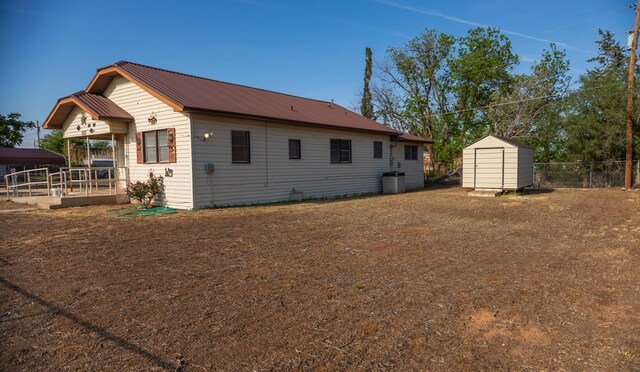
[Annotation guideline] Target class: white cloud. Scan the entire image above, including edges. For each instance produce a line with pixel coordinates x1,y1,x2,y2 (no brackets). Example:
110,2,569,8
374,0,594,54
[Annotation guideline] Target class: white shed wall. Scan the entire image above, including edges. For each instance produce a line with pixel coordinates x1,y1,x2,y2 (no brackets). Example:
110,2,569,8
462,135,531,190
517,147,534,188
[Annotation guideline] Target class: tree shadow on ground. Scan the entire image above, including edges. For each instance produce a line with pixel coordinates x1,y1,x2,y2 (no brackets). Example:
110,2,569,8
519,188,555,195
0,277,175,371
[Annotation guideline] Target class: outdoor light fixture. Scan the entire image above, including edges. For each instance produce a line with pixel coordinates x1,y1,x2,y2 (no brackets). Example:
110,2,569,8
198,132,214,141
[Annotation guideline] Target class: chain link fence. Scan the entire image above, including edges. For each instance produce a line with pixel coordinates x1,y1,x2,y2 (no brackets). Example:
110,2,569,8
533,161,640,188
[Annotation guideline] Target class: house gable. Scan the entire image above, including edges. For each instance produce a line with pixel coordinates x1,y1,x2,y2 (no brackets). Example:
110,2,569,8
101,75,194,209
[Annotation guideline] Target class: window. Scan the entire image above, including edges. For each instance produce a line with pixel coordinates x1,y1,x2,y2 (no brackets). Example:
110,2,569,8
143,129,169,163
330,139,352,163
373,141,383,158
231,130,250,163
289,139,301,159
405,145,418,160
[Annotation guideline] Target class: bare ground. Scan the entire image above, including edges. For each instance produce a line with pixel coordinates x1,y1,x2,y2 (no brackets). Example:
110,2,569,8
1,187,639,371
0,200,35,211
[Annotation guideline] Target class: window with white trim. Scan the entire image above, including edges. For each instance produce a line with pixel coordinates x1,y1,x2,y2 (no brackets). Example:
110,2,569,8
143,129,169,163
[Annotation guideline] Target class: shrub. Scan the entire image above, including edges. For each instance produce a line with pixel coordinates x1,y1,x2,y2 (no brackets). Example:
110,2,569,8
126,171,165,206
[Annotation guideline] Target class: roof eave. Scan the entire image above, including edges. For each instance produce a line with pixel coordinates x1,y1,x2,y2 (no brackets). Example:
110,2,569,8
183,107,400,136
86,65,184,112
398,138,433,144
42,95,133,129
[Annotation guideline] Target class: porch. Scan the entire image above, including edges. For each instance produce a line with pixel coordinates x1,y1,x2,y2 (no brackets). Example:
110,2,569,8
3,166,130,209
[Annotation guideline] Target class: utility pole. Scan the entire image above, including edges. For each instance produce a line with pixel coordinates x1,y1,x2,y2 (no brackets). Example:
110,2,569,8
36,120,40,148
625,1,640,190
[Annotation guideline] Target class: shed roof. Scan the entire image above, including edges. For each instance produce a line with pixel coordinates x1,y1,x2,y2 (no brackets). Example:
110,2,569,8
0,148,66,165
467,134,532,149
43,91,133,129
79,60,399,135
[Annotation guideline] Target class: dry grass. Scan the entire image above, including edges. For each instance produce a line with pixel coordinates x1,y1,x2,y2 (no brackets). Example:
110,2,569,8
1,187,639,371
0,200,35,211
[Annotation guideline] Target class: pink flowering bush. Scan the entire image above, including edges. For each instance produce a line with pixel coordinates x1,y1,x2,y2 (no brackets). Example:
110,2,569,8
126,172,165,206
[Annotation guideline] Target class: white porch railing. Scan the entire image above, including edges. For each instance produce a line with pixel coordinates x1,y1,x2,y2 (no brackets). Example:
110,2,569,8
4,167,128,199
3,168,50,197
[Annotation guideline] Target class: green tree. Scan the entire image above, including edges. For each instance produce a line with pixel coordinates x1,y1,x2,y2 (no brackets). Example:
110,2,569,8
360,47,374,119
486,45,570,162
0,113,36,147
374,27,517,170
39,130,66,154
563,29,639,163
91,140,112,151
375,29,454,169
448,27,519,146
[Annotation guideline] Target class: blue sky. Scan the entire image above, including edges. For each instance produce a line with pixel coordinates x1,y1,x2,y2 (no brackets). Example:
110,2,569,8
0,0,633,147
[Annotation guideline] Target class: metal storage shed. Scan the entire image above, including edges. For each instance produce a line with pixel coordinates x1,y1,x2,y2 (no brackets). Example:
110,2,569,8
462,135,533,191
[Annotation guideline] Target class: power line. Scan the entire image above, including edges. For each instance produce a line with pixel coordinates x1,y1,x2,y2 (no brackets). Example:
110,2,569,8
375,81,620,122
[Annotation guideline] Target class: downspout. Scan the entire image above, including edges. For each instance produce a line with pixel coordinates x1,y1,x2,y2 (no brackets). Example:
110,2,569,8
264,122,269,187
187,112,197,210
389,137,396,171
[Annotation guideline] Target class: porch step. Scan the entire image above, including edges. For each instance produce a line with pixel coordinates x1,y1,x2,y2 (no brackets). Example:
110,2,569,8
37,202,65,210
7,194,129,209
4,195,62,209
468,189,504,198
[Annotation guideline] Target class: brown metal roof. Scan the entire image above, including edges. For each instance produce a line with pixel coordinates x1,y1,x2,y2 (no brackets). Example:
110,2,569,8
0,148,66,165
43,91,133,129
398,133,432,143
86,61,399,135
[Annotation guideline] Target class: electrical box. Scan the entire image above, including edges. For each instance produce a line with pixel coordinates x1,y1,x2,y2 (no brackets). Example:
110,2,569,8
205,163,215,174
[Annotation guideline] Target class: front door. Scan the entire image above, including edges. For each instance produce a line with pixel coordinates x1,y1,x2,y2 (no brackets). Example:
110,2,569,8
474,148,504,189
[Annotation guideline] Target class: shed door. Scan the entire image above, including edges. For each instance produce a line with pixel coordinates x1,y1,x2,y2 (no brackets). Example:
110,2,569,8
474,148,504,189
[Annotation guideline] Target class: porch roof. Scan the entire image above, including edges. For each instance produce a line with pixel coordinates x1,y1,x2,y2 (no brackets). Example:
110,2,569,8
0,148,66,166
43,91,133,129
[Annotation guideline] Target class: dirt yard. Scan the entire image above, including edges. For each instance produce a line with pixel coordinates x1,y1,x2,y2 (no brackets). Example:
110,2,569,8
1,187,639,371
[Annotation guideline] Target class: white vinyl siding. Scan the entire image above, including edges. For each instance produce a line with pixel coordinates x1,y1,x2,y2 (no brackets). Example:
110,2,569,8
61,108,128,139
102,76,193,209
391,143,424,190
190,114,425,208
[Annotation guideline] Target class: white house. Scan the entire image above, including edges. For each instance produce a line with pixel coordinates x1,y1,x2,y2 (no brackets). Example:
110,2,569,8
42,61,429,209
462,135,534,191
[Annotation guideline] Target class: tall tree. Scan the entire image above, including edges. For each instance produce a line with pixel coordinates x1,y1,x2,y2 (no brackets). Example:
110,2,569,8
375,29,454,169
486,45,570,161
448,27,519,144
39,130,66,154
588,29,627,70
0,113,35,147
563,29,638,163
374,27,517,170
360,47,374,119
